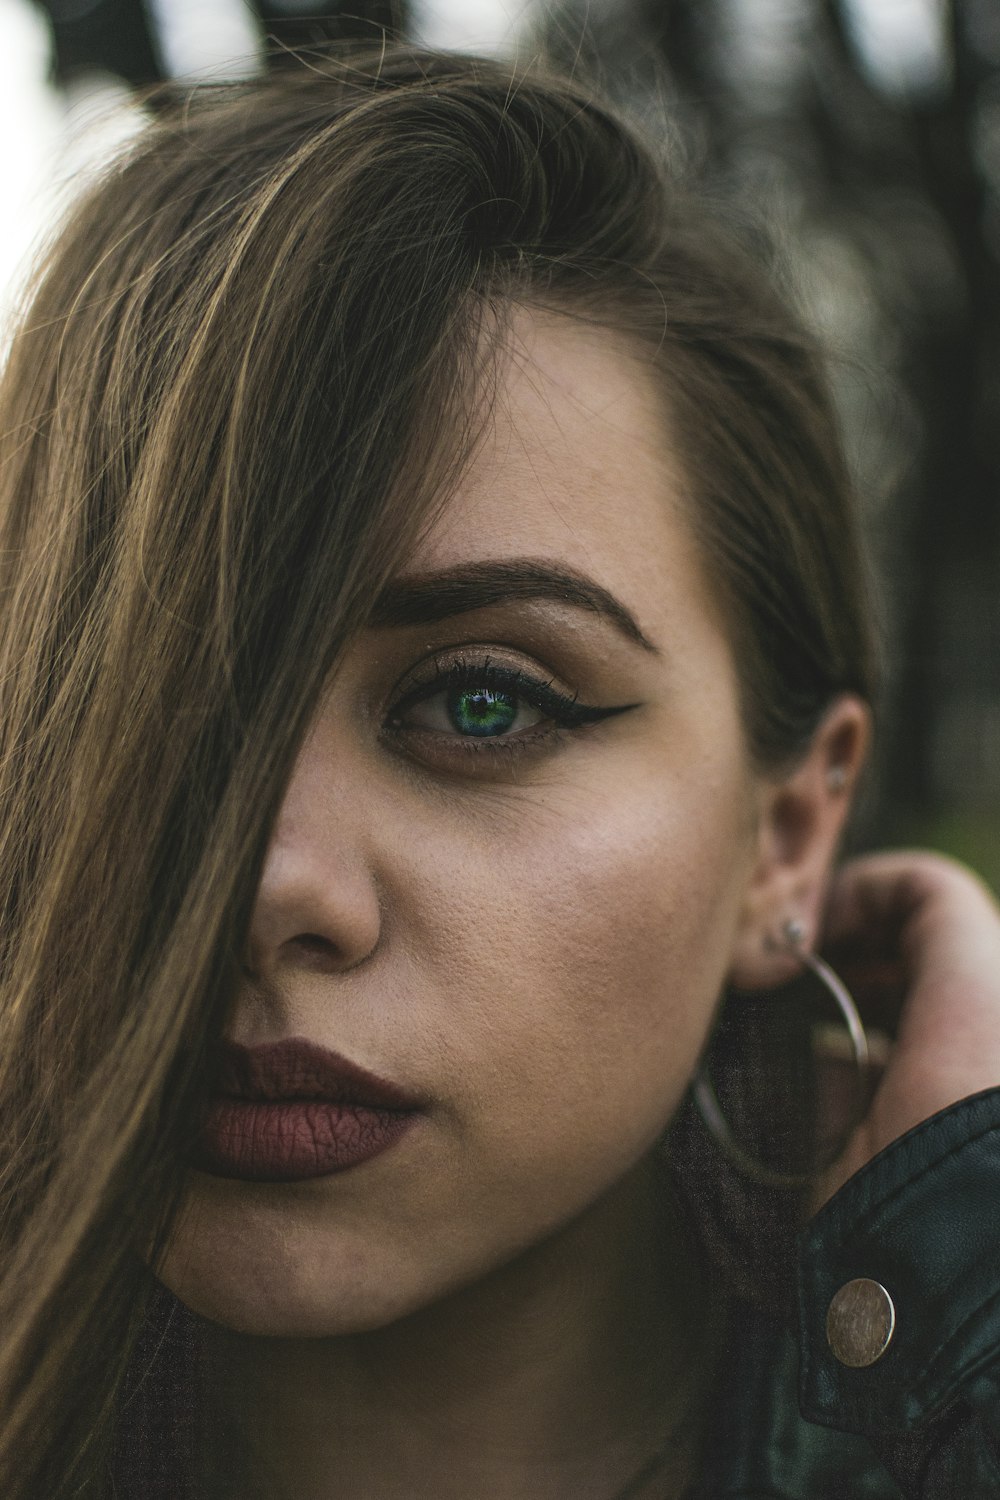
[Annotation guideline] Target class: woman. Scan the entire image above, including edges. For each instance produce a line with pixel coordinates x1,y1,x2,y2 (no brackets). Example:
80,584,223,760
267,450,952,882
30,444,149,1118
0,45,997,1500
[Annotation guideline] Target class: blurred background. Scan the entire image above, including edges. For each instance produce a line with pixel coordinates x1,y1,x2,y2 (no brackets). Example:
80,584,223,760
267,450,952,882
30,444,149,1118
1,0,997,884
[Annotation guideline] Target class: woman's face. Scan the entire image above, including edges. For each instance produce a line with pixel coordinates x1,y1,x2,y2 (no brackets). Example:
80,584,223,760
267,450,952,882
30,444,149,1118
161,311,768,1335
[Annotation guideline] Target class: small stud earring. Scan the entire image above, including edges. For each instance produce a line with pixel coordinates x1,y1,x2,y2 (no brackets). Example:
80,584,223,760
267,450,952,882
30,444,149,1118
762,916,807,955
783,916,807,948
827,765,848,792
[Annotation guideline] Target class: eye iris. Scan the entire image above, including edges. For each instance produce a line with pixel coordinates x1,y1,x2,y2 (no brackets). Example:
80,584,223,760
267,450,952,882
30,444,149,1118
448,686,518,737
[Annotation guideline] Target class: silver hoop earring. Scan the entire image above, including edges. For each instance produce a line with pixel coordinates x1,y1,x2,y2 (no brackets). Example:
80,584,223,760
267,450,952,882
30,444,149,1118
690,919,871,1189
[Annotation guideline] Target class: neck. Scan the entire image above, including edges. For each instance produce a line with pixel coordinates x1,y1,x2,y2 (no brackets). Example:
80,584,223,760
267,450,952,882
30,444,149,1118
197,1155,722,1500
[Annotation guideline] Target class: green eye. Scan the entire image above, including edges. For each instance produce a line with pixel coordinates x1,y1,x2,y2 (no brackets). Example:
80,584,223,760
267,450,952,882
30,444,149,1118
448,686,518,737
385,659,637,763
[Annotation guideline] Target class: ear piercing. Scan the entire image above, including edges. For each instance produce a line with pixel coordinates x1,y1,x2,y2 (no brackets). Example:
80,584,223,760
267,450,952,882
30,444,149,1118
827,765,848,792
763,916,807,954
690,914,871,1188
784,916,806,947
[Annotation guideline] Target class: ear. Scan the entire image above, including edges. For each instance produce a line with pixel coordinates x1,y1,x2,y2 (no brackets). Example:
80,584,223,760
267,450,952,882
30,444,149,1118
729,694,871,989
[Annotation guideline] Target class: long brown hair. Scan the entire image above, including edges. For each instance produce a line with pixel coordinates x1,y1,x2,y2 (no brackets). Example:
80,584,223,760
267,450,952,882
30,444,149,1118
0,45,875,1497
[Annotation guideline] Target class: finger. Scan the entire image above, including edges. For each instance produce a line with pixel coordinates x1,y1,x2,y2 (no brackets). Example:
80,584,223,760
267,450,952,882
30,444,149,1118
821,851,937,957
823,850,998,966
820,851,1000,1036
841,856,1000,1090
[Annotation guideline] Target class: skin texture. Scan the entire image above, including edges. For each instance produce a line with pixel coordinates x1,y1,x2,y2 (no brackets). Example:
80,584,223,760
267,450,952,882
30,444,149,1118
158,311,870,1499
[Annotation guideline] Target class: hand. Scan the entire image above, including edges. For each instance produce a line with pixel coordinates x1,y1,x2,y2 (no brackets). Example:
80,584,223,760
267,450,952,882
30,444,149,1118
807,849,1000,1218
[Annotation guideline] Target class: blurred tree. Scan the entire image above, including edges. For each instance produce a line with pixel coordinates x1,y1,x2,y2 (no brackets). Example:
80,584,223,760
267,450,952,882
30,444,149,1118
33,0,161,88
30,0,410,89
253,0,408,62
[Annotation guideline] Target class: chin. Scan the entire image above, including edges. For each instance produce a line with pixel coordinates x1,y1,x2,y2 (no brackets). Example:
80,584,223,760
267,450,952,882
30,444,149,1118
153,1184,453,1337
172,1281,423,1338
158,1249,440,1337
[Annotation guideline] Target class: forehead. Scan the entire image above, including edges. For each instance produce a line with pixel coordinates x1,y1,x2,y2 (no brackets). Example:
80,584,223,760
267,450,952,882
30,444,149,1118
410,308,727,648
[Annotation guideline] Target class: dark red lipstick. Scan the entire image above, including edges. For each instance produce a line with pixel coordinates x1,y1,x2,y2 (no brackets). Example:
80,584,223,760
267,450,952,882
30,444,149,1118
191,1037,424,1182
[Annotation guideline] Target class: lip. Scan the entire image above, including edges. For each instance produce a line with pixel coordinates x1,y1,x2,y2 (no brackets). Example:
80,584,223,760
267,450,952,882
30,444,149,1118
212,1036,423,1110
190,1037,425,1182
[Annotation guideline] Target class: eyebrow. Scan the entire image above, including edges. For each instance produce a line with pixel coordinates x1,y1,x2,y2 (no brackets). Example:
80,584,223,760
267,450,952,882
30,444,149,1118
369,559,659,653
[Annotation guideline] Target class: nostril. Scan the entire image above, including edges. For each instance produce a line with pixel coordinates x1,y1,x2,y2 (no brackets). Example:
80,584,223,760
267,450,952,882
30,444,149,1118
294,933,336,953
286,933,342,971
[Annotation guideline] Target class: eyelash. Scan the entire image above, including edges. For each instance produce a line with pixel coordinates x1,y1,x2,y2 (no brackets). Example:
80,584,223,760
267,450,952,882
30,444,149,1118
382,657,624,766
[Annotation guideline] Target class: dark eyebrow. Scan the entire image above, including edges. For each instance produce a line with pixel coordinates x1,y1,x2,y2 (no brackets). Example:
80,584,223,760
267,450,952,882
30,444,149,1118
369,559,659,653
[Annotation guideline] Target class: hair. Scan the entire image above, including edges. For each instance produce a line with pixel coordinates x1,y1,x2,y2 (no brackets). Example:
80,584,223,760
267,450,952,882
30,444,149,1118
0,43,875,1499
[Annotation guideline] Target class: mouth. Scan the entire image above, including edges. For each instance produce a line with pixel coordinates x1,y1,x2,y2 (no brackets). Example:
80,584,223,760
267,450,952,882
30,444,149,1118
190,1036,425,1182
213,1035,425,1110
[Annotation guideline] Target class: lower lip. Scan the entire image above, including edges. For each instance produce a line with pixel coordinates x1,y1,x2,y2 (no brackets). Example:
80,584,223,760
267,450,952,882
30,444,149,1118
191,1098,420,1182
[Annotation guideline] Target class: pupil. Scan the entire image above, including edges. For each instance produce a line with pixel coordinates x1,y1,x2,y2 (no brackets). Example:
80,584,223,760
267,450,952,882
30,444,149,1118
449,686,517,737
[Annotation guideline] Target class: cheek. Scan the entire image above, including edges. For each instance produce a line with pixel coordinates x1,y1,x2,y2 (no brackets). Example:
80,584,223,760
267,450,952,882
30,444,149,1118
412,759,755,1186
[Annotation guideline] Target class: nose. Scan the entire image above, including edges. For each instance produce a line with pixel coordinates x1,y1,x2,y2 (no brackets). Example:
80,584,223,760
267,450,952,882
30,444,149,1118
244,730,383,983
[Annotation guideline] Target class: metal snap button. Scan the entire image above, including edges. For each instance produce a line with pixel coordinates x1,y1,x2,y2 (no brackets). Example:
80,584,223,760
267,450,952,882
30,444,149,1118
826,1278,895,1367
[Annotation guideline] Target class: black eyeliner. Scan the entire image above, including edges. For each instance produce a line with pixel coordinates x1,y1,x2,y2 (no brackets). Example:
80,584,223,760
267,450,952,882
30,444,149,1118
387,658,634,731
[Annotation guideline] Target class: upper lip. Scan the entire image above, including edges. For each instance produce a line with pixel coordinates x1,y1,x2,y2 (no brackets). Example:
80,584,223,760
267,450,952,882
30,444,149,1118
213,1036,424,1111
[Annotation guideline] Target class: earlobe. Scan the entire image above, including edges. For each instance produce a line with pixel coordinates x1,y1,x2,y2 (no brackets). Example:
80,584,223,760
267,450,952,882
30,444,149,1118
728,694,871,991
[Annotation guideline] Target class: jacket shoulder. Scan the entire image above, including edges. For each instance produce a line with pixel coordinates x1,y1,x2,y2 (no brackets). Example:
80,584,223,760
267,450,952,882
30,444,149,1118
797,1085,1000,1498
691,1292,903,1498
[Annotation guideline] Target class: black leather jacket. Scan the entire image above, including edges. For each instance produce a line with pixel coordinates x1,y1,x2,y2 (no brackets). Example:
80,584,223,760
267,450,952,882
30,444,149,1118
692,1085,1000,1498
111,1087,1000,1498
